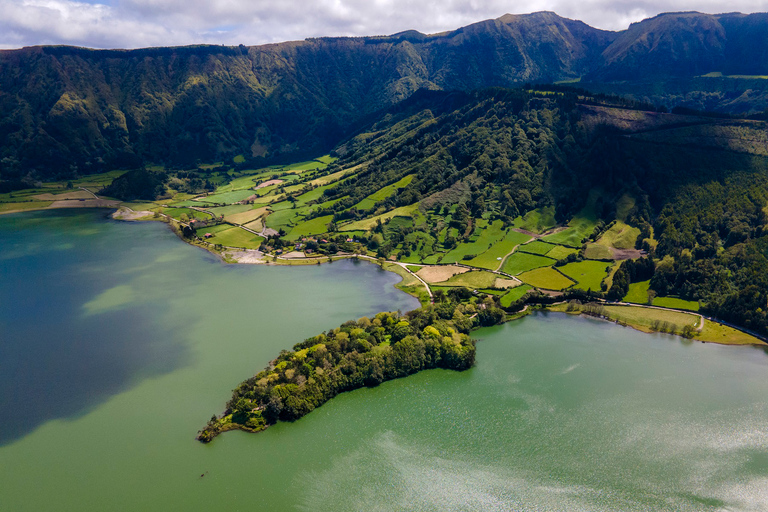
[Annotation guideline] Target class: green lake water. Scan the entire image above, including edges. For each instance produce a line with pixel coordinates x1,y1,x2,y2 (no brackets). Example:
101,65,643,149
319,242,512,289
1,209,767,511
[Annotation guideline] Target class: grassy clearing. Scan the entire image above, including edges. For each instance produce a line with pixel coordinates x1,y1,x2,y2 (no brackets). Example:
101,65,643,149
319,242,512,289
502,252,556,275
602,305,698,332
0,201,54,212
615,194,636,222
32,190,93,200
195,223,232,236
500,285,532,307
595,221,641,250
465,230,532,270
437,271,498,289
265,208,304,231
624,280,651,304
543,211,597,247
546,245,578,260
442,220,504,264
653,296,700,312
559,260,613,291
341,204,420,231
354,175,414,210
518,240,556,255
514,207,557,233
518,267,574,290
584,244,614,260
698,321,765,345
207,227,265,249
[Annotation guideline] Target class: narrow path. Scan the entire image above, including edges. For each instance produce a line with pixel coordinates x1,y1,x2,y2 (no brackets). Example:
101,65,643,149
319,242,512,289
356,255,433,301
79,186,101,199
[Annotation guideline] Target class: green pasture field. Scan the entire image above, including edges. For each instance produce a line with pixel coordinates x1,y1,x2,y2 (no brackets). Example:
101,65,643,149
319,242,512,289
208,204,252,217
207,227,264,249
200,189,255,204
286,215,335,239
546,245,578,260
653,296,700,312
500,285,533,307
441,220,503,264
624,280,651,304
195,223,232,236
595,221,641,250
558,260,613,291
518,267,574,290
465,230,533,270
543,212,597,247
501,252,555,275
265,208,304,231
517,240,556,255
0,201,53,212
602,306,698,331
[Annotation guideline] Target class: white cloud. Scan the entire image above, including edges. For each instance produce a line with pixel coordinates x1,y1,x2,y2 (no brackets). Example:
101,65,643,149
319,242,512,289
0,0,765,49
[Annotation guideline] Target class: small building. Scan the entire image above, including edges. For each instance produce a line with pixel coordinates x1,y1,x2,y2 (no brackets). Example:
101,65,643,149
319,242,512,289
204,233,214,239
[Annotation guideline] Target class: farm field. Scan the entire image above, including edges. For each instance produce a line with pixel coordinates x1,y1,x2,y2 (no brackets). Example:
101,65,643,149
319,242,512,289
207,226,265,249
500,285,532,307
595,221,641,250
501,252,555,275
465,230,532,269
224,206,269,225
436,270,498,289
546,245,578,260
286,215,335,239
518,267,574,289
517,240,556,255
602,305,698,332
558,260,613,291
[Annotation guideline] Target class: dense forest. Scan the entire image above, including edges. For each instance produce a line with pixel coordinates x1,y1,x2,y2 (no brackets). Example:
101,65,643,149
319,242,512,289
198,296,489,442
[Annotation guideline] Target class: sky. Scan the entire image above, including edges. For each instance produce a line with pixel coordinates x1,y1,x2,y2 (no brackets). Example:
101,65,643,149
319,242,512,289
0,0,765,50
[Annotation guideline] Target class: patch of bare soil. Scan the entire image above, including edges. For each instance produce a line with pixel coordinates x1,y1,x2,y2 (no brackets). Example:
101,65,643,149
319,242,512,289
255,179,284,190
494,278,520,289
226,250,265,263
612,248,645,260
416,265,469,283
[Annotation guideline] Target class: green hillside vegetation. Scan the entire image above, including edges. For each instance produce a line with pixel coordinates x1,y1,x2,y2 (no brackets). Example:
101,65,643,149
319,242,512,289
595,221,641,249
546,245,578,260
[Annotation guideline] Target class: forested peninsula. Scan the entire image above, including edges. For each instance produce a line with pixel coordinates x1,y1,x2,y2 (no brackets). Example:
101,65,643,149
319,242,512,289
197,299,482,442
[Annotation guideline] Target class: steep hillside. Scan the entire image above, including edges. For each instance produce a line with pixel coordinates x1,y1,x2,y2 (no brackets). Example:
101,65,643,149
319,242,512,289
3,10,768,182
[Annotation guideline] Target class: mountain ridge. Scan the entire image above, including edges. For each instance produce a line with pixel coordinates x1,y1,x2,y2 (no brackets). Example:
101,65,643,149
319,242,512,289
1,10,767,180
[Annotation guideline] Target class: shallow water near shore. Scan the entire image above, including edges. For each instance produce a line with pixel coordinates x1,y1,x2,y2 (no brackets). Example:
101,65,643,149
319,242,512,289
1,209,767,511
